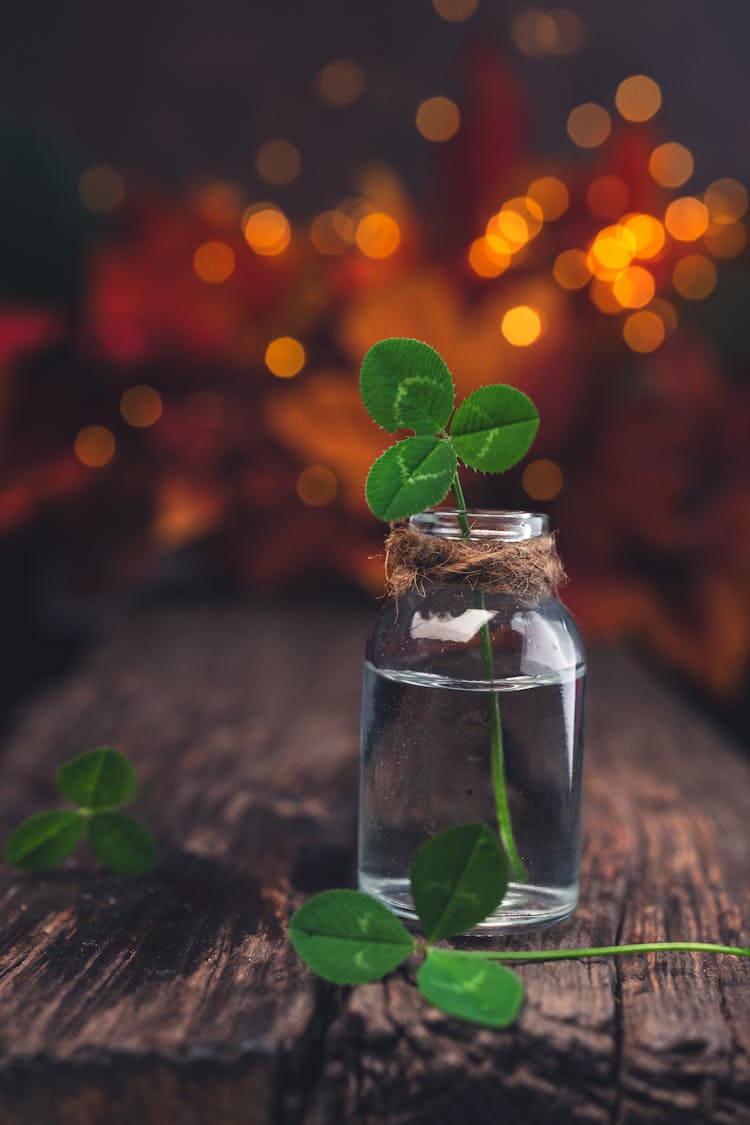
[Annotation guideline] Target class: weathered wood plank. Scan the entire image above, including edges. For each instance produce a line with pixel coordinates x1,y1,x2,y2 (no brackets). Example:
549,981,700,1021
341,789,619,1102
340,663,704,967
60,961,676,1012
0,604,747,1125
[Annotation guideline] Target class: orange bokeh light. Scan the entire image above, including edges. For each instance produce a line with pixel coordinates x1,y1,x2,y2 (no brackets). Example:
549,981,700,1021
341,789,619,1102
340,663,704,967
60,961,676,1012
120,385,163,428
623,310,665,352
501,305,543,346
74,425,116,468
672,254,717,299
265,336,306,378
526,177,569,220
315,60,365,107
588,225,637,278
648,143,694,188
310,210,355,255
255,139,301,186
244,207,292,256
355,212,401,258
522,459,563,500
703,178,749,224
704,221,747,259
193,241,235,283
612,265,655,309
296,465,338,506
415,97,461,142
665,197,709,241
622,213,666,259
615,75,662,122
553,249,590,290
567,102,611,148
468,237,510,278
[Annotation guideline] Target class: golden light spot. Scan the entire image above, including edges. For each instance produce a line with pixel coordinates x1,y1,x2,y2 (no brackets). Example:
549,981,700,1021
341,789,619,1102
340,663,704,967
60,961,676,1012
310,210,356,255
120,385,163,428
468,237,510,277
612,265,655,308
315,60,365,107
74,425,116,468
355,212,401,258
265,336,306,378
192,181,243,227
501,305,543,346
665,197,709,241
648,143,693,188
589,279,622,314
78,166,125,213
553,249,590,290
588,224,637,277
522,459,563,501
615,75,662,122
487,210,528,250
672,254,717,300
649,298,678,333
623,310,665,352
255,139,301,186
432,0,478,20
503,196,544,239
296,465,338,506
703,178,748,224
586,175,629,219
243,207,291,256
415,97,461,142
193,241,235,283
704,221,747,258
622,213,666,259
526,177,569,220
567,102,611,149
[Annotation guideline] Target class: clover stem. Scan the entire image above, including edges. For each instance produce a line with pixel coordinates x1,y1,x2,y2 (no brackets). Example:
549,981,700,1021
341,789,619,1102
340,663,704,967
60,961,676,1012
447,942,750,963
451,472,527,883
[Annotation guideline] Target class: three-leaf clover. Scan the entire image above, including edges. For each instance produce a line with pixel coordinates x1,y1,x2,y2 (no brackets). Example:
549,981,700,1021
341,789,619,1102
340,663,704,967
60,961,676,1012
4,746,157,875
360,337,539,521
289,822,525,1029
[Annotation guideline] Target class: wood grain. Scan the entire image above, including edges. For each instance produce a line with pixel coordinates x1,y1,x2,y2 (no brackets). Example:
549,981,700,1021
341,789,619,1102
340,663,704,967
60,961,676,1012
0,602,748,1124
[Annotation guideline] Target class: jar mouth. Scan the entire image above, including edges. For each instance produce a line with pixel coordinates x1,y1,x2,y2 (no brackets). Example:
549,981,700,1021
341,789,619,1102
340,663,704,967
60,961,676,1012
410,509,549,542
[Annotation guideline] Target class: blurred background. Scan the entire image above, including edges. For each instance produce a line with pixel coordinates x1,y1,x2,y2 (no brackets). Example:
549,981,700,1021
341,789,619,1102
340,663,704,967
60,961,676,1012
1,0,749,737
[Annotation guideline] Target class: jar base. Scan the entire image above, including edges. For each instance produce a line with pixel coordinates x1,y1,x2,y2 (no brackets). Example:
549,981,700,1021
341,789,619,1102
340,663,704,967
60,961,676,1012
358,874,578,934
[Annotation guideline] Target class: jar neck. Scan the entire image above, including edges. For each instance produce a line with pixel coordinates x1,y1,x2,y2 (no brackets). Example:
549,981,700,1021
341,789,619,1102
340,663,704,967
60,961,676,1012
409,509,548,542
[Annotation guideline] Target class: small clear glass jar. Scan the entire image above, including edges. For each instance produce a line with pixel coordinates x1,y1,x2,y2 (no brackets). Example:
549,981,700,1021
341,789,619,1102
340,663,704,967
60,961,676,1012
358,510,586,933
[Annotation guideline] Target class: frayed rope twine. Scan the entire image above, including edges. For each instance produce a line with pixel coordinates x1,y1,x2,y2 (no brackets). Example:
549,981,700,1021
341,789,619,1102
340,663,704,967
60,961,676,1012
383,524,567,600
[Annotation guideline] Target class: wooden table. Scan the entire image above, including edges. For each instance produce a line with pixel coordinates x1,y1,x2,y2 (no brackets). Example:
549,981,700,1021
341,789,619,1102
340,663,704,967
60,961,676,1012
0,602,748,1125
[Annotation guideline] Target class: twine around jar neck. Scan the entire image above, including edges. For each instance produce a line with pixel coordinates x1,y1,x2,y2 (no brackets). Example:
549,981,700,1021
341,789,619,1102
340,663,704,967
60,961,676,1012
383,517,567,600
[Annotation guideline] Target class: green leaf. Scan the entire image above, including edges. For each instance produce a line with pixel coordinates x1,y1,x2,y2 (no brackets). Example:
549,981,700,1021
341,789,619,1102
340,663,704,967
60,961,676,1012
450,385,539,472
365,435,457,521
88,813,157,875
56,746,135,810
418,949,524,1028
4,810,85,872
410,823,508,941
360,338,455,435
289,889,415,985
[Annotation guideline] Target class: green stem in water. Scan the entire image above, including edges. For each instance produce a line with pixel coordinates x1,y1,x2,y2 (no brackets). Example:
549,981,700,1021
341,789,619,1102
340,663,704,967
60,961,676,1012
451,473,527,883
442,942,750,963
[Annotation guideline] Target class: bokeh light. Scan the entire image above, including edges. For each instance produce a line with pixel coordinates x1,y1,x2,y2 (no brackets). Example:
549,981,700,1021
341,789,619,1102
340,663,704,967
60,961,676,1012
703,178,749,224
622,213,666,259
243,206,291,255
416,97,461,142
310,210,356,255
193,241,235,283
567,103,611,148
265,336,306,378
612,265,655,308
588,225,637,277
355,212,401,258
704,221,747,258
255,139,301,186
615,75,662,122
623,310,665,352
501,305,543,346
468,237,510,277
511,9,585,56
431,0,478,21
78,166,125,213
522,459,563,500
648,143,694,188
586,175,630,219
120,385,163,428
315,60,365,107
74,425,116,468
664,197,709,241
526,177,569,220
553,248,590,289
672,254,717,299
649,298,678,333
296,465,338,506
589,278,622,314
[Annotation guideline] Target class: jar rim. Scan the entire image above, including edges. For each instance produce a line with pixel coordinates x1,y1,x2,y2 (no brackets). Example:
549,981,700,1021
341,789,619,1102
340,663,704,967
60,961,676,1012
410,509,549,541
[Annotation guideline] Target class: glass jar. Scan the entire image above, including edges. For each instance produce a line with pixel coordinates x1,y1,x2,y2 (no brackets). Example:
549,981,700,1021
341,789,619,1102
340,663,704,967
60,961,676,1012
358,510,586,934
